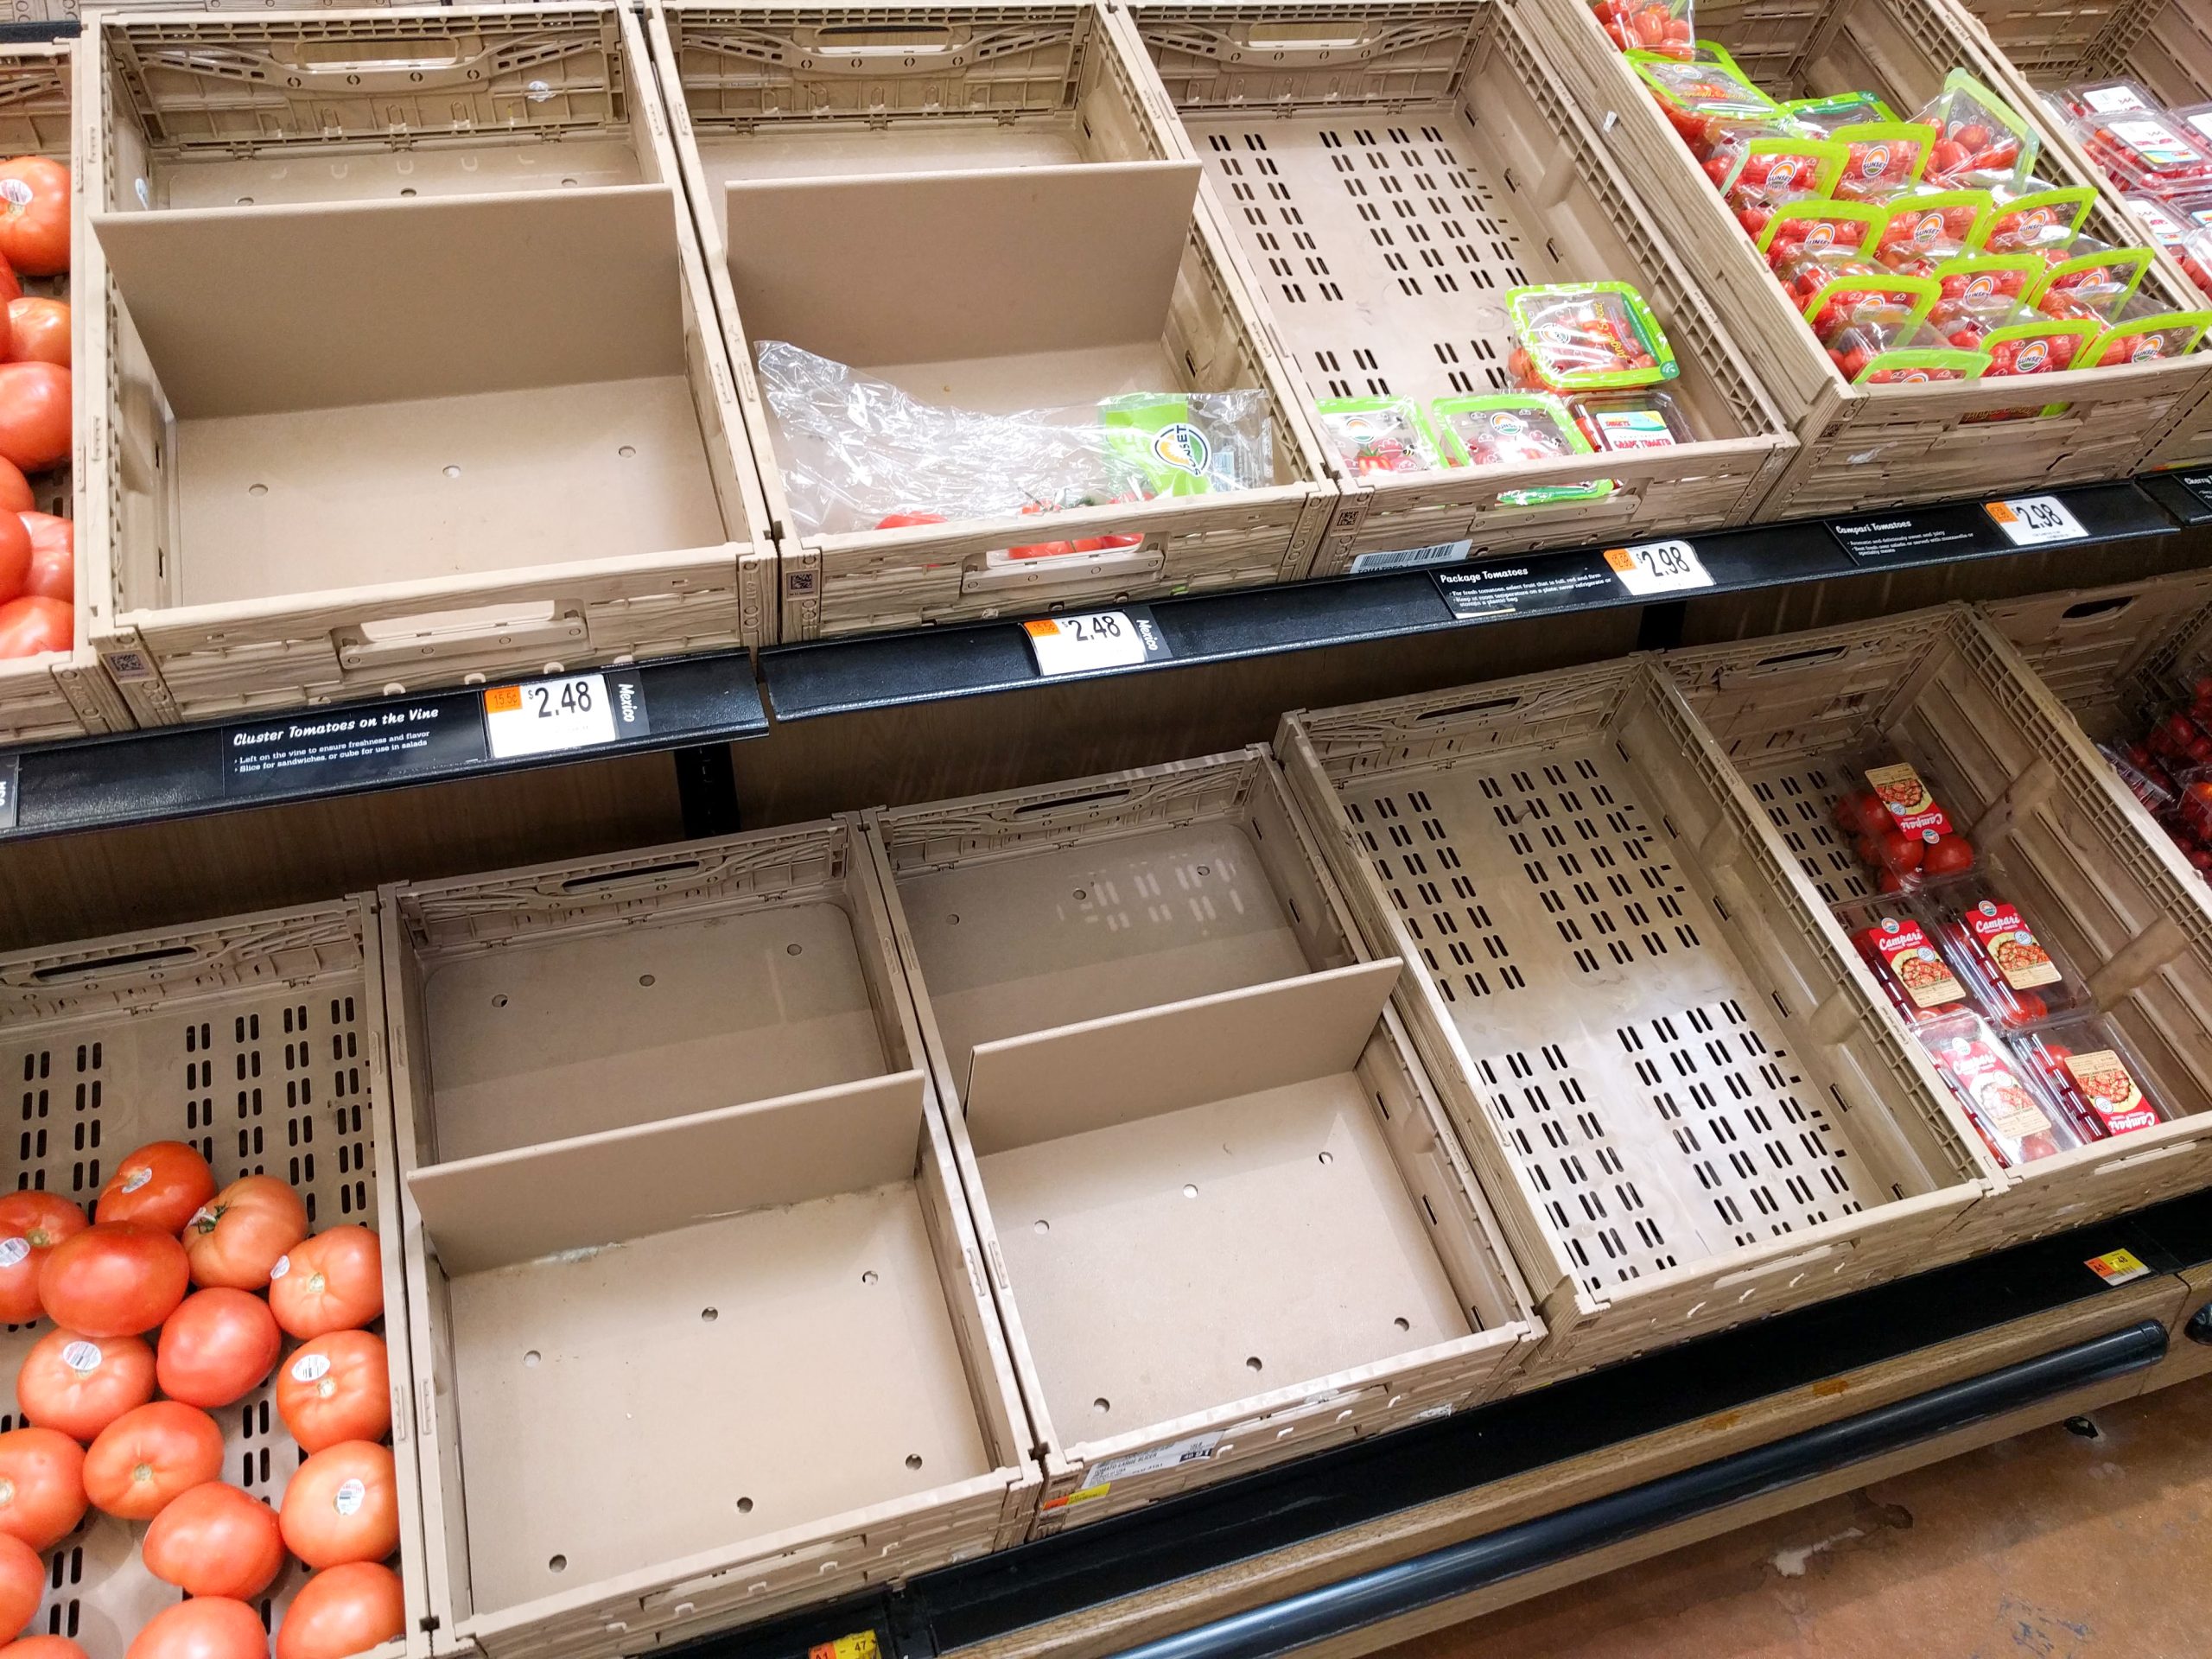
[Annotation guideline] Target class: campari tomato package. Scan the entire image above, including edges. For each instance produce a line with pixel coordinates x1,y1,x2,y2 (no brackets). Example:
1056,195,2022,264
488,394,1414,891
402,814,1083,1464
1873,188,1994,272
1919,1014,2082,1166
2082,294,2212,366
1783,91,1900,134
1602,0,1696,58
1831,760,1980,882
1506,282,1678,391
1853,912,1976,1023
1315,397,1444,475
2070,109,2212,197
1428,394,1612,505
2018,1020,2169,1141
1927,887,2083,1028
1568,389,1697,451
1978,183,2097,259
1830,122,1934,200
2062,80,2159,118
1630,53,1782,156
1916,70,2040,188
2028,239,2154,319
1756,197,1887,266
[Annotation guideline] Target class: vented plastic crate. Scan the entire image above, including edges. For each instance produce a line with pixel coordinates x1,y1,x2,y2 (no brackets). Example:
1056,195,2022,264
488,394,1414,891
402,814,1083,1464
79,3,774,724
0,899,429,1659
0,40,130,741
646,0,1334,641
868,748,1541,1528
1116,0,1797,575
381,824,1033,1659
1522,0,2212,509
1672,601,2212,1242
1278,661,2001,1376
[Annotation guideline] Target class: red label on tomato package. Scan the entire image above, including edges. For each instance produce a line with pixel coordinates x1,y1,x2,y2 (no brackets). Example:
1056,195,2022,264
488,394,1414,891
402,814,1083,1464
2060,1048,2160,1135
1961,899,2061,990
1865,761,1955,842
1865,916,1967,1011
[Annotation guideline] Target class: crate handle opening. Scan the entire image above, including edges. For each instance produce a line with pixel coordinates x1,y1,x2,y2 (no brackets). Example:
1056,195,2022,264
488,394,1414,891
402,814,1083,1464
813,23,959,50
285,40,467,71
1012,788,1133,818
1414,696,1522,722
558,859,704,894
1242,24,1378,49
2056,595,2136,624
32,945,200,983
1745,644,1852,673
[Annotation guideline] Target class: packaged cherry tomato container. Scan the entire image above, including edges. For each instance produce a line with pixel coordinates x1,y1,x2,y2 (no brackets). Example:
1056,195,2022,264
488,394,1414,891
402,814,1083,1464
2068,108,2212,197
1783,90,1900,133
1917,1014,2084,1166
1796,267,1939,344
1506,281,1681,391
1829,121,1935,201
1675,600,2212,1238
2082,293,2212,364
1755,197,1888,267
1595,0,1695,58
0,900,430,1659
2029,238,2156,317
1630,51,1783,157
1978,181,2100,257
1316,397,1447,476
2060,81,2164,120
1873,188,1994,272
2016,1019,2171,1142
1918,71,2044,190
1827,323,1990,385
1429,394,1616,505
1568,389,1700,450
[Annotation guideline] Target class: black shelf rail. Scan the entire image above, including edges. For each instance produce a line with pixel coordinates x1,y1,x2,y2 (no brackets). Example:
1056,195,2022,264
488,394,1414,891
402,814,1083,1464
0,477,2195,840
687,1188,2212,1659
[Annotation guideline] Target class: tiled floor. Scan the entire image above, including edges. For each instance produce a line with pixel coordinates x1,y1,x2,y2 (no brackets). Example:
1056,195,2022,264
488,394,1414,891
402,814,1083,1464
1376,1373,2212,1659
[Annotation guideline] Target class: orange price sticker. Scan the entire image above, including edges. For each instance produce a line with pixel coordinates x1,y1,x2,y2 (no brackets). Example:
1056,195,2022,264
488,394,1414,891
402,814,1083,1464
483,685,523,714
1022,620,1063,639
2085,1248,2151,1287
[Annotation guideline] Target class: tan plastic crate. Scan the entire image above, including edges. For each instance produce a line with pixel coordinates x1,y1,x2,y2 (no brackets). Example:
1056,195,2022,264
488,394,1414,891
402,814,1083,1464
0,40,130,741
1522,0,2212,513
645,0,1335,641
0,899,431,1659
1670,602,2212,1245
380,825,1035,1659
79,3,776,725
1982,567,2212,731
1276,660,2002,1377
867,749,1541,1529
1116,0,1798,575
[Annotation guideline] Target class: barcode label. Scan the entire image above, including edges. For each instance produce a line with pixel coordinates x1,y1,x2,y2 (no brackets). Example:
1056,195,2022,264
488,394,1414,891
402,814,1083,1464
1351,539,1472,574
1986,495,2087,546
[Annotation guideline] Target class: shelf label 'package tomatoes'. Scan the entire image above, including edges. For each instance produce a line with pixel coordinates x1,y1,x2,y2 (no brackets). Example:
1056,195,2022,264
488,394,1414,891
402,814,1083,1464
1427,394,1612,505
1922,1015,2081,1166
1505,282,1680,391
1314,397,1444,476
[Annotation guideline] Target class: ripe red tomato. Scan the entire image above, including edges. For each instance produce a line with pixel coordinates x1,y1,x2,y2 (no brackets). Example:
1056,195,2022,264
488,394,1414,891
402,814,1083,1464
16,1328,155,1443
0,595,66,658
17,515,65,603
0,1191,86,1323
275,1332,391,1453
1923,835,1977,876
0,160,67,278
270,1228,383,1339
0,1534,41,1639
97,1141,217,1235
143,1483,285,1601
0,363,67,473
279,1442,397,1571
276,1564,404,1659
0,1427,86,1550
83,1402,224,1521
185,1178,308,1291
0,459,29,513
4,300,64,370
3,1638,87,1659
37,1223,189,1338
124,1598,268,1659
874,512,946,530
0,510,26,607
1875,829,1925,873
156,1289,282,1408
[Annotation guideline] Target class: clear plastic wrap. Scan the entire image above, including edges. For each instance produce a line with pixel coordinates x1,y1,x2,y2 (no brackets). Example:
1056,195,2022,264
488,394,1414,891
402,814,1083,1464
754,340,1274,539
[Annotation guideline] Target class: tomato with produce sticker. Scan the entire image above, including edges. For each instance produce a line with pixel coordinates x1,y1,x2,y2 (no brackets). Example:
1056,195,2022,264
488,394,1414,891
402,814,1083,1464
143,1482,286,1601
276,1331,391,1453
269,1227,383,1338
156,1288,283,1408
0,1534,41,1639
125,1597,269,1659
184,1176,308,1290
16,1328,155,1444
277,1563,406,1659
0,363,67,473
0,159,67,278
19,514,67,603
0,1427,86,1551
98,1141,218,1235
83,1401,224,1521
280,1441,398,1570
4,299,65,369
38,1223,189,1338
0,1190,86,1323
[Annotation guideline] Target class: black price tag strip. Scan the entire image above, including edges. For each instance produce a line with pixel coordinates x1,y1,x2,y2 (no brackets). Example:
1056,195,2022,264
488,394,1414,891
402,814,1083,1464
0,753,16,832
1432,554,1618,620
1827,504,2006,563
224,695,491,798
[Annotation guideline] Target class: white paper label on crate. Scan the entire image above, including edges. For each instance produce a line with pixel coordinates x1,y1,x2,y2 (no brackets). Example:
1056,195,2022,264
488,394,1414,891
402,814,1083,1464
269,1255,290,1281
2084,85,2152,113
484,673,620,760
1351,539,1472,574
1986,495,2087,546
1085,1431,1224,1484
1021,611,1165,677
333,1478,366,1516
0,1238,24,1269
61,1341,100,1376
290,1352,332,1385
1604,539,1713,596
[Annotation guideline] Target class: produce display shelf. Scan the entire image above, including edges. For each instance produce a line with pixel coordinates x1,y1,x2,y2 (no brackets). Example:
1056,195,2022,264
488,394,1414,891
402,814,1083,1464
669,1184,2212,1659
